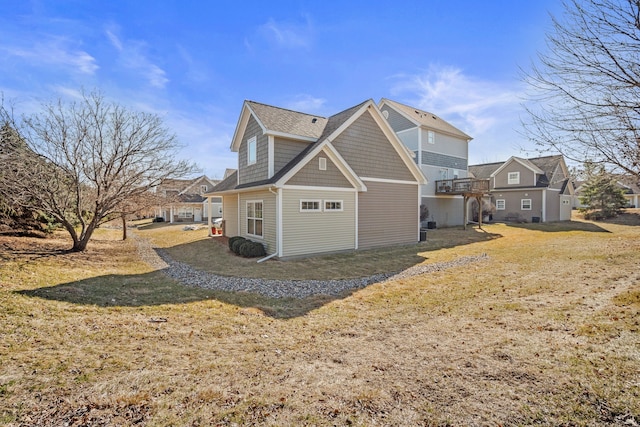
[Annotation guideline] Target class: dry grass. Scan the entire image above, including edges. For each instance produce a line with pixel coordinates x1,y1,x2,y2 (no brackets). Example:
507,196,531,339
1,211,639,426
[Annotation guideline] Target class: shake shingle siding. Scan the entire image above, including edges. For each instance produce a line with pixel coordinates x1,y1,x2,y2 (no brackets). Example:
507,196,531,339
381,106,415,132
332,111,415,181
420,151,468,169
358,181,418,249
286,153,353,187
238,116,269,185
274,138,310,174
281,189,356,257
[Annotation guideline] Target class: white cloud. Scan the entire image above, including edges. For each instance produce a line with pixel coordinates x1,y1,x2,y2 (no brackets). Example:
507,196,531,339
2,37,98,75
104,25,169,89
284,94,326,113
257,16,313,49
390,64,530,163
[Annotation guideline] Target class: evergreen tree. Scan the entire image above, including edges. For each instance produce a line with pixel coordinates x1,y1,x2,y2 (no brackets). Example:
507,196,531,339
579,166,627,219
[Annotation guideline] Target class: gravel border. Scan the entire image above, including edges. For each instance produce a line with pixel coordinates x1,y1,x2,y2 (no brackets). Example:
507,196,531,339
133,235,489,299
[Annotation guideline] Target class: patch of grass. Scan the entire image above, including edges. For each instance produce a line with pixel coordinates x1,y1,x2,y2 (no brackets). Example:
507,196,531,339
1,219,640,425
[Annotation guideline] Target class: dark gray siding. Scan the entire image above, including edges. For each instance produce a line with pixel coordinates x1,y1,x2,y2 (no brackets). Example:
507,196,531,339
420,151,468,169
274,138,310,175
238,116,269,185
381,106,415,132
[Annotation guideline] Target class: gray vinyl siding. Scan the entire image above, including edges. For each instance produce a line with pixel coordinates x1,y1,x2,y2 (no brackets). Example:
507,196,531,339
546,189,561,222
420,151,467,169
332,111,415,181
274,138,311,175
358,181,419,249
492,190,544,222
222,194,239,236
396,128,419,152
420,195,464,227
286,153,353,188
281,189,356,257
421,129,468,159
238,190,276,254
381,106,415,132
494,162,537,188
238,115,269,185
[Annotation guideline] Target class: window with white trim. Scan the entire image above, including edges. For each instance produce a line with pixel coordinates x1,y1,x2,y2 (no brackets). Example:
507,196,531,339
200,185,208,193
247,136,257,165
496,199,506,210
300,200,321,212
178,207,193,218
319,157,327,171
521,199,532,210
427,130,435,144
246,201,263,236
324,200,343,212
508,172,520,185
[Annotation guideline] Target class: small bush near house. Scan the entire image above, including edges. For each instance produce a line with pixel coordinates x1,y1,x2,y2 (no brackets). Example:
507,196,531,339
238,240,266,258
228,236,246,252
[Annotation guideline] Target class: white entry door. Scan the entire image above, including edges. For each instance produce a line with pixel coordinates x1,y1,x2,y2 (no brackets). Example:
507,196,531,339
194,208,202,222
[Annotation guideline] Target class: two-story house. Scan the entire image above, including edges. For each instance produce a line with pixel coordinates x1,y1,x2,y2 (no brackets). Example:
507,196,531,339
378,99,472,227
207,99,427,259
155,175,221,223
469,155,574,222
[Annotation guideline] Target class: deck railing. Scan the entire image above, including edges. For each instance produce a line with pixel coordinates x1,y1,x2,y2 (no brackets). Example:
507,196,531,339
435,178,490,194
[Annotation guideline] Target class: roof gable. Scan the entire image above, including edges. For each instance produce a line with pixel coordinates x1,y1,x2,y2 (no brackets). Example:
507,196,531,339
379,98,472,140
491,157,544,178
230,101,327,151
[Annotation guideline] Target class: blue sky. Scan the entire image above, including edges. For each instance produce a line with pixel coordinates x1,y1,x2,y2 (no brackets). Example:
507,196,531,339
0,1,563,179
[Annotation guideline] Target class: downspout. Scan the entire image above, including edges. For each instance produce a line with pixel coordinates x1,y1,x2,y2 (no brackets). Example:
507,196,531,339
258,186,279,263
541,189,547,222
207,196,212,237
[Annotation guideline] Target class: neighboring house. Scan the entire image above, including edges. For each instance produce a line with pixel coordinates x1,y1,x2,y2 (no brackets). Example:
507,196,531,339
207,99,427,259
378,99,473,227
574,176,640,209
469,155,574,222
155,175,221,223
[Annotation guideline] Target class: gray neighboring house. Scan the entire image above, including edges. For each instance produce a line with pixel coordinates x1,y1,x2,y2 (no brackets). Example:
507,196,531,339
155,175,221,223
573,175,640,209
469,155,574,222
378,98,473,227
207,99,427,259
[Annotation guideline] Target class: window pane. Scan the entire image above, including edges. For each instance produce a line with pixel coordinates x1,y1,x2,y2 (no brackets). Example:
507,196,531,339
255,202,262,218
247,219,254,235
255,219,263,236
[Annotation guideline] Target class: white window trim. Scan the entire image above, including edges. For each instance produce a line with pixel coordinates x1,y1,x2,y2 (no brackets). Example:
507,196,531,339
521,199,532,210
178,207,193,218
246,200,263,237
496,199,506,210
427,130,435,144
508,171,520,185
319,157,327,171
324,200,343,212
247,136,257,166
300,199,321,212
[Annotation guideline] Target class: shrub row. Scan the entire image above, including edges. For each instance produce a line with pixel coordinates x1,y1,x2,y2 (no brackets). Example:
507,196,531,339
228,236,266,258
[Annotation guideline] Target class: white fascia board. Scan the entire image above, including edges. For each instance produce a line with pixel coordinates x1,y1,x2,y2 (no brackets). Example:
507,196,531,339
367,102,428,185
276,140,366,192
265,130,317,142
230,102,267,152
281,185,357,192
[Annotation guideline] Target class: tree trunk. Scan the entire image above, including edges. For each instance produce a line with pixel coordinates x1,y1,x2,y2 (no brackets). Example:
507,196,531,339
122,214,127,241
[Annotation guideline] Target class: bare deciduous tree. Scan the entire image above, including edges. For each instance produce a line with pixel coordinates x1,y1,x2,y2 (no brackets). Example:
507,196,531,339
1,91,197,251
523,0,640,179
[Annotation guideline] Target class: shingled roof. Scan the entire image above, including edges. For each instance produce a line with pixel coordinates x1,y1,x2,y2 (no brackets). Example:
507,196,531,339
246,101,328,139
469,155,569,190
379,98,472,140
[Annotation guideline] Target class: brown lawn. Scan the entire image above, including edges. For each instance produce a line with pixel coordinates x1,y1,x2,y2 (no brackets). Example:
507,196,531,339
0,211,638,426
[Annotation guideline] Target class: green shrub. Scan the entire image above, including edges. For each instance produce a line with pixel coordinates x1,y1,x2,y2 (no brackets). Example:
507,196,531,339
238,240,266,258
228,236,246,252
